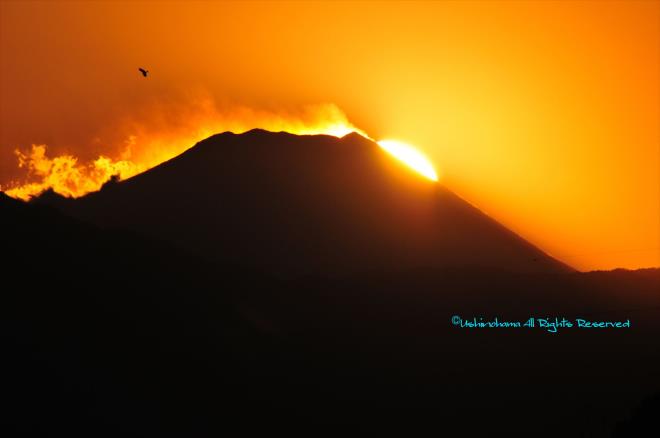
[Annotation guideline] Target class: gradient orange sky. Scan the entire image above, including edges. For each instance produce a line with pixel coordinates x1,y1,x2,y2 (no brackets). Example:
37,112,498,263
1,0,658,271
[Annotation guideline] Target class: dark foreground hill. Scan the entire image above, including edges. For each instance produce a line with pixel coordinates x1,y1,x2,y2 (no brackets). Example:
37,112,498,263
2,192,659,436
34,129,570,275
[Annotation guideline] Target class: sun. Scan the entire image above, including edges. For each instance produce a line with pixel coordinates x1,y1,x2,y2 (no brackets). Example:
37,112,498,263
377,139,439,181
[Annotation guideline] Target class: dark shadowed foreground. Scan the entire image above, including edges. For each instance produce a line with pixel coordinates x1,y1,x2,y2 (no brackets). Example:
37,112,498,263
2,131,659,436
3,194,659,436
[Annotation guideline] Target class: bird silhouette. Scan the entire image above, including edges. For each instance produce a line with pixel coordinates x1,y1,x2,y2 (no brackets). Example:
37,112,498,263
138,68,149,77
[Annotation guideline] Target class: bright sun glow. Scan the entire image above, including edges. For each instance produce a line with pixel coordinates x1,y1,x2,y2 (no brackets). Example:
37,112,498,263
377,139,438,181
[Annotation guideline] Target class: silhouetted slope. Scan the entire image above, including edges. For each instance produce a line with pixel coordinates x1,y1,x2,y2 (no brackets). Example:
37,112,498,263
36,129,570,275
0,193,297,435
2,193,659,436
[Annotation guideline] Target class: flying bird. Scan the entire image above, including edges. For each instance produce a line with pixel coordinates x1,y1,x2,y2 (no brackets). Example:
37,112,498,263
138,68,149,77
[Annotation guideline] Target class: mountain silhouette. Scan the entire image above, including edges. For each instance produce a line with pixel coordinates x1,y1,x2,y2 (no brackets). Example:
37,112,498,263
35,129,570,275
14,129,660,435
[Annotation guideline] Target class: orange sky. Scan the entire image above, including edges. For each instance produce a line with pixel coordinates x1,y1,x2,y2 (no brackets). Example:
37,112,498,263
1,0,658,271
